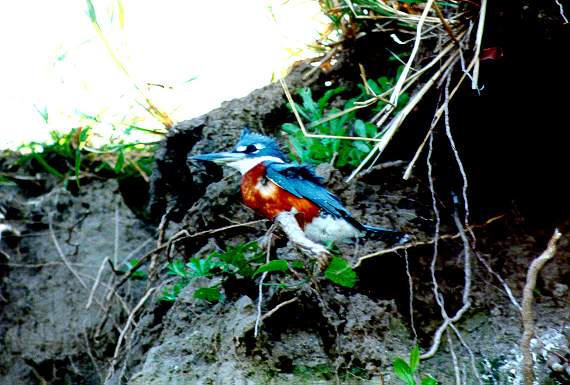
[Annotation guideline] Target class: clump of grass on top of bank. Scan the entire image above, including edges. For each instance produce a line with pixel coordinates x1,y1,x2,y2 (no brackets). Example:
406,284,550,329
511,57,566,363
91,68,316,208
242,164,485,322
10,126,158,190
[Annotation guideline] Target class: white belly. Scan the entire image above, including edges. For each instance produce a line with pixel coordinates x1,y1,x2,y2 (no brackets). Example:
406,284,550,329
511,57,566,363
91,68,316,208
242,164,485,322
304,215,362,243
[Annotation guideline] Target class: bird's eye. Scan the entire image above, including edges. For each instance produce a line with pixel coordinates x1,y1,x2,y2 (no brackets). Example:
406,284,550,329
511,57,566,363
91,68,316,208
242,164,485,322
236,143,263,154
244,144,258,153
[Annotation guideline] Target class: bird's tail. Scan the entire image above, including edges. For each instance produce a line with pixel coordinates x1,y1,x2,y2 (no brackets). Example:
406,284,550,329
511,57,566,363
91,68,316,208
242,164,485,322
363,224,409,244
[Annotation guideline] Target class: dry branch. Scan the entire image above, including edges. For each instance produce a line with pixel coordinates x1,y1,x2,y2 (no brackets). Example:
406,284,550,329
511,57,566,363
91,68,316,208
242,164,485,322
520,229,562,385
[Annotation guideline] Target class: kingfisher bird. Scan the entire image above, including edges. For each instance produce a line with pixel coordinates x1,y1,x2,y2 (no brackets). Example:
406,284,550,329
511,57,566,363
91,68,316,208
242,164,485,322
189,129,403,258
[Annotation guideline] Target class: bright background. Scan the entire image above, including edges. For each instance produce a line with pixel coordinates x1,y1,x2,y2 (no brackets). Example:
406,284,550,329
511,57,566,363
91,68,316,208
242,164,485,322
0,0,326,149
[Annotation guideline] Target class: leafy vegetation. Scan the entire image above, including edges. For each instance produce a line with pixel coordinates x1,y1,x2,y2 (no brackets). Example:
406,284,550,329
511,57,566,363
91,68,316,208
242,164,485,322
161,241,265,302
282,70,409,168
15,126,158,188
161,241,358,302
393,346,438,385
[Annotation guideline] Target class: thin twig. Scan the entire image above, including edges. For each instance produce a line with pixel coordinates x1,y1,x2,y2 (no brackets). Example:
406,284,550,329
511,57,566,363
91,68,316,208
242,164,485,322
389,0,435,106
447,329,462,385
302,46,339,80
48,214,87,289
443,77,471,229
255,228,274,337
86,256,109,309
110,287,156,367
521,229,561,385
280,78,383,143
114,200,120,266
471,0,487,89
403,55,476,180
421,187,473,359
106,219,267,302
554,0,569,23
262,297,299,322
403,249,418,342
433,2,459,43
353,214,504,268
83,332,103,384
474,251,522,312
450,323,483,385
347,51,461,182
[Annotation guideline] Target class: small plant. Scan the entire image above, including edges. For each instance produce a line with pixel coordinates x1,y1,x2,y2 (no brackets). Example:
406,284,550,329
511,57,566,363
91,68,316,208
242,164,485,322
393,346,438,385
282,71,408,168
161,241,267,302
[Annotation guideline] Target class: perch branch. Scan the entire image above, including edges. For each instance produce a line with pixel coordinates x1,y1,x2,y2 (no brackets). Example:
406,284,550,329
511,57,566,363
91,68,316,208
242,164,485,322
520,229,561,385
353,214,504,269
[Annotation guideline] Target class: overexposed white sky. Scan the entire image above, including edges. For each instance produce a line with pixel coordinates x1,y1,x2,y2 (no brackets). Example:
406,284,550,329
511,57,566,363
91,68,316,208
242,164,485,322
0,0,326,149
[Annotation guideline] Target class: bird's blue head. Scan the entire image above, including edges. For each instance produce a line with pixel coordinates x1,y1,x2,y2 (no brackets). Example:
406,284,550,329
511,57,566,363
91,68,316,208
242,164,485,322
189,129,287,174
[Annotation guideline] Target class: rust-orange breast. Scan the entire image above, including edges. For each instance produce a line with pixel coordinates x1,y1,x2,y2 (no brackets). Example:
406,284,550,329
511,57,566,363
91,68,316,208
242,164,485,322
241,163,320,227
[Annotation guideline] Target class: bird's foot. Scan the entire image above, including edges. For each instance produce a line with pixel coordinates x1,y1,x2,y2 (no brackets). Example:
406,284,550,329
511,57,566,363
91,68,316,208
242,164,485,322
296,242,331,270
274,211,332,270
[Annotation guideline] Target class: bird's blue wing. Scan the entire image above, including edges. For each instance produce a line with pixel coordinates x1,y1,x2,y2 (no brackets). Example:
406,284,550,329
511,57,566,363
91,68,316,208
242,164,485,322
265,162,363,228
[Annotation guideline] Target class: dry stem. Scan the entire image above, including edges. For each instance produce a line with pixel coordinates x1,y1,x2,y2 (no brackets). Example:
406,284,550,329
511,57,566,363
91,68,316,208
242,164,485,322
520,229,561,385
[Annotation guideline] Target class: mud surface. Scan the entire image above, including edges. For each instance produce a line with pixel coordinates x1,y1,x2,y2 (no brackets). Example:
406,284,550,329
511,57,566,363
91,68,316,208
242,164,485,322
2,2,570,384
0,175,155,385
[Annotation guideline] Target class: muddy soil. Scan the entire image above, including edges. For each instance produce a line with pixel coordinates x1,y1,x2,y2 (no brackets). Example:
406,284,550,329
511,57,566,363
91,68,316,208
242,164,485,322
2,2,570,384
0,174,156,384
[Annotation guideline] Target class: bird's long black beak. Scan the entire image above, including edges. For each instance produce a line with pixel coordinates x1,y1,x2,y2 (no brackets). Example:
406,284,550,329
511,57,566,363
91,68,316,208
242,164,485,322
188,151,246,165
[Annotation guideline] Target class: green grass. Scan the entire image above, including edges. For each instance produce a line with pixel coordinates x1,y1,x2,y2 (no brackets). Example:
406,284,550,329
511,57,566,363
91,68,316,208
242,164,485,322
15,126,158,189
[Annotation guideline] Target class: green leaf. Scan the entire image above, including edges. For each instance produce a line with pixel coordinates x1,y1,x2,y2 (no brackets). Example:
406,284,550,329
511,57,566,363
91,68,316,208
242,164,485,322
114,151,125,173
253,260,289,277
318,86,345,109
367,78,382,95
353,141,371,153
421,375,438,385
354,120,367,137
167,259,188,278
393,358,415,385
364,122,377,137
409,345,420,372
193,286,221,302
324,256,356,288
282,123,300,135
290,260,305,270
74,149,82,188
299,88,320,120
186,256,219,277
85,0,97,23
32,153,65,178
